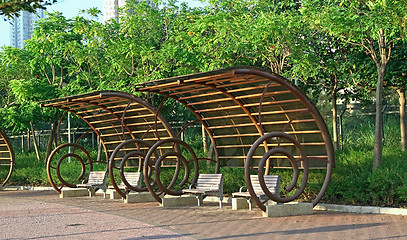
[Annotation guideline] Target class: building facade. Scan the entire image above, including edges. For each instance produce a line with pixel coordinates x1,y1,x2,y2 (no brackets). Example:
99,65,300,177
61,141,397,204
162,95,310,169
103,0,154,22
9,9,45,48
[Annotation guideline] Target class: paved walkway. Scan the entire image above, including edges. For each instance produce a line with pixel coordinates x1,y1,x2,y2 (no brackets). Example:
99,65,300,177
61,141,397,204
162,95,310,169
1,190,407,239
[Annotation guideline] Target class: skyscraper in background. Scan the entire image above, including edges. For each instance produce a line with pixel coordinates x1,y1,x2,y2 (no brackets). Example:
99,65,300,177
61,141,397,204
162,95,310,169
9,9,45,48
103,0,154,22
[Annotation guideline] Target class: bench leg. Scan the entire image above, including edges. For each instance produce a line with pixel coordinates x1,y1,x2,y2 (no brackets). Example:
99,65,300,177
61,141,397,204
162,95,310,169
196,195,204,206
248,198,252,211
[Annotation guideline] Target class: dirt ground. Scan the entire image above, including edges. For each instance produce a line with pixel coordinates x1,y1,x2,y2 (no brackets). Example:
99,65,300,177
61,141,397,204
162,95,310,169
1,190,407,239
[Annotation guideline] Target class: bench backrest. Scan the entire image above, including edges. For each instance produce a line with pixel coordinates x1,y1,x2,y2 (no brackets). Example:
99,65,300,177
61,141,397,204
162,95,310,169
87,171,107,185
196,174,223,191
251,175,280,196
122,172,142,187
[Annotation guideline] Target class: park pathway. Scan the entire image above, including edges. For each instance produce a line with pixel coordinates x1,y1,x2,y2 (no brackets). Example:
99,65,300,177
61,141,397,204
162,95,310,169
1,190,406,239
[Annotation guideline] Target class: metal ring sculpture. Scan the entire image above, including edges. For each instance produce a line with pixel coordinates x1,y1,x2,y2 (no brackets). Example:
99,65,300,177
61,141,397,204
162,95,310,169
143,138,199,203
245,132,309,212
133,66,334,210
47,143,92,193
108,139,159,199
0,128,15,187
41,91,177,197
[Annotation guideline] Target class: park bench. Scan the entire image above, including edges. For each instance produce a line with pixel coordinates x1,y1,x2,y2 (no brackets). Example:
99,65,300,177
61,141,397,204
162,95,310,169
109,172,142,193
233,175,281,211
77,171,108,198
182,173,224,208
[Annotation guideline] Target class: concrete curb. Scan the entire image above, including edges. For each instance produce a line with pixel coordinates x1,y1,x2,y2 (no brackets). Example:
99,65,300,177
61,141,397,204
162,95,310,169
3,187,407,216
314,203,407,216
205,197,407,216
3,186,54,191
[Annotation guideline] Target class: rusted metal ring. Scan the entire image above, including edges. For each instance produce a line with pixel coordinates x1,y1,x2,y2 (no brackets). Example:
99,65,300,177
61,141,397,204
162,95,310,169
0,129,15,186
0,128,15,187
56,153,86,188
144,138,199,203
258,148,307,203
47,143,92,194
154,152,190,196
108,139,156,199
245,132,308,211
119,151,148,192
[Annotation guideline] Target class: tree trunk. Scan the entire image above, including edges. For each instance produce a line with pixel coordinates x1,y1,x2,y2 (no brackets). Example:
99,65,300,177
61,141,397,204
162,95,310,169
373,66,385,169
207,142,214,167
202,124,207,153
96,140,103,162
331,87,339,151
397,88,406,151
27,129,31,152
30,122,41,162
44,121,57,163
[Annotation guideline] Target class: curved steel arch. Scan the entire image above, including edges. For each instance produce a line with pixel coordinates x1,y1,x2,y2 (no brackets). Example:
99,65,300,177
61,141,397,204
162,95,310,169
41,91,176,196
134,66,334,208
0,128,15,187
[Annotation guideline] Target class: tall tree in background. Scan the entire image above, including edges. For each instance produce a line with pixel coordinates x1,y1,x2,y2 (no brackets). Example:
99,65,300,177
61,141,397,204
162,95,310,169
302,0,407,169
387,43,407,151
292,31,352,151
0,0,56,19
0,47,57,161
103,1,166,86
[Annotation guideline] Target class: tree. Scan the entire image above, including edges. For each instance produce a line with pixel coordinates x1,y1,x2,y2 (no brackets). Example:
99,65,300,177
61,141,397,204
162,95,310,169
103,1,168,86
302,0,407,169
386,43,407,151
291,31,353,151
64,8,108,93
0,46,32,109
0,0,57,19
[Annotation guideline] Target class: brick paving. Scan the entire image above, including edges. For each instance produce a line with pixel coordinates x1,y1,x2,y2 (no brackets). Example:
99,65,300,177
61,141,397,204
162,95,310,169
1,190,407,239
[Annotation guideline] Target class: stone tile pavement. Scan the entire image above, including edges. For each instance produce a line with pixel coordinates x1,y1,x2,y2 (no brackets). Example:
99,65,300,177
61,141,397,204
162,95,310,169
1,190,407,239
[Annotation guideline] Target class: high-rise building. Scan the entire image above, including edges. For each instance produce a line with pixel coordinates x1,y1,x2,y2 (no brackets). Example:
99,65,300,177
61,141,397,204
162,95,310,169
9,9,45,48
103,0,154,22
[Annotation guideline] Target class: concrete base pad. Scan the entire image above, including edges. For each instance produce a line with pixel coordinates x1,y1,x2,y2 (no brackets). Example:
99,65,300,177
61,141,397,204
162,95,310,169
232,198,278,210
263,202,313,217
60,188,89,198
232,198,249,210
124,192,156,203
204,196,232,204
161,195,202,207
0,185,3,191
107,189,122,199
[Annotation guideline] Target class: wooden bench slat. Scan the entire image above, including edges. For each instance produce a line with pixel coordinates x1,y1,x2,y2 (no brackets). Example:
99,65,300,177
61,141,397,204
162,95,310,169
182,173,224,208
232,175,281,211
77,171,108,198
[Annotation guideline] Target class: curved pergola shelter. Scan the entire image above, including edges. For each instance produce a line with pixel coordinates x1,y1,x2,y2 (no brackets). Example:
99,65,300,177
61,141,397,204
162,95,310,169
0,128,15,187
41,91,176,198
134,66,335,209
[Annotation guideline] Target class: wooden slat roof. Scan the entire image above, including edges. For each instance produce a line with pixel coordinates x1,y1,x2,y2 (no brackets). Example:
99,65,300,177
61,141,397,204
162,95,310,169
0,128,15,186
41,91,175,161
133,66,334,168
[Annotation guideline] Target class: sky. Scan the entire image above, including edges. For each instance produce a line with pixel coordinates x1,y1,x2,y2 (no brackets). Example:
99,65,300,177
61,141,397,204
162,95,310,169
0,0,204,47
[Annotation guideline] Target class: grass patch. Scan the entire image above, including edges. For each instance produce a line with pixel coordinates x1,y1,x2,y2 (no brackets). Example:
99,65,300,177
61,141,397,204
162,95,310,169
3,115,407,208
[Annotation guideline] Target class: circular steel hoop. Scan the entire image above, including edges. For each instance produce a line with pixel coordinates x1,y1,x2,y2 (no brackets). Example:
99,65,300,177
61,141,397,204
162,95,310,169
56,153,86,188
46,143,92,194
119,151,148,192
245,132,308,212
258,148,308,203
108,139,156,199
0,128,15,187
143,138,199,204
154,152,190,196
